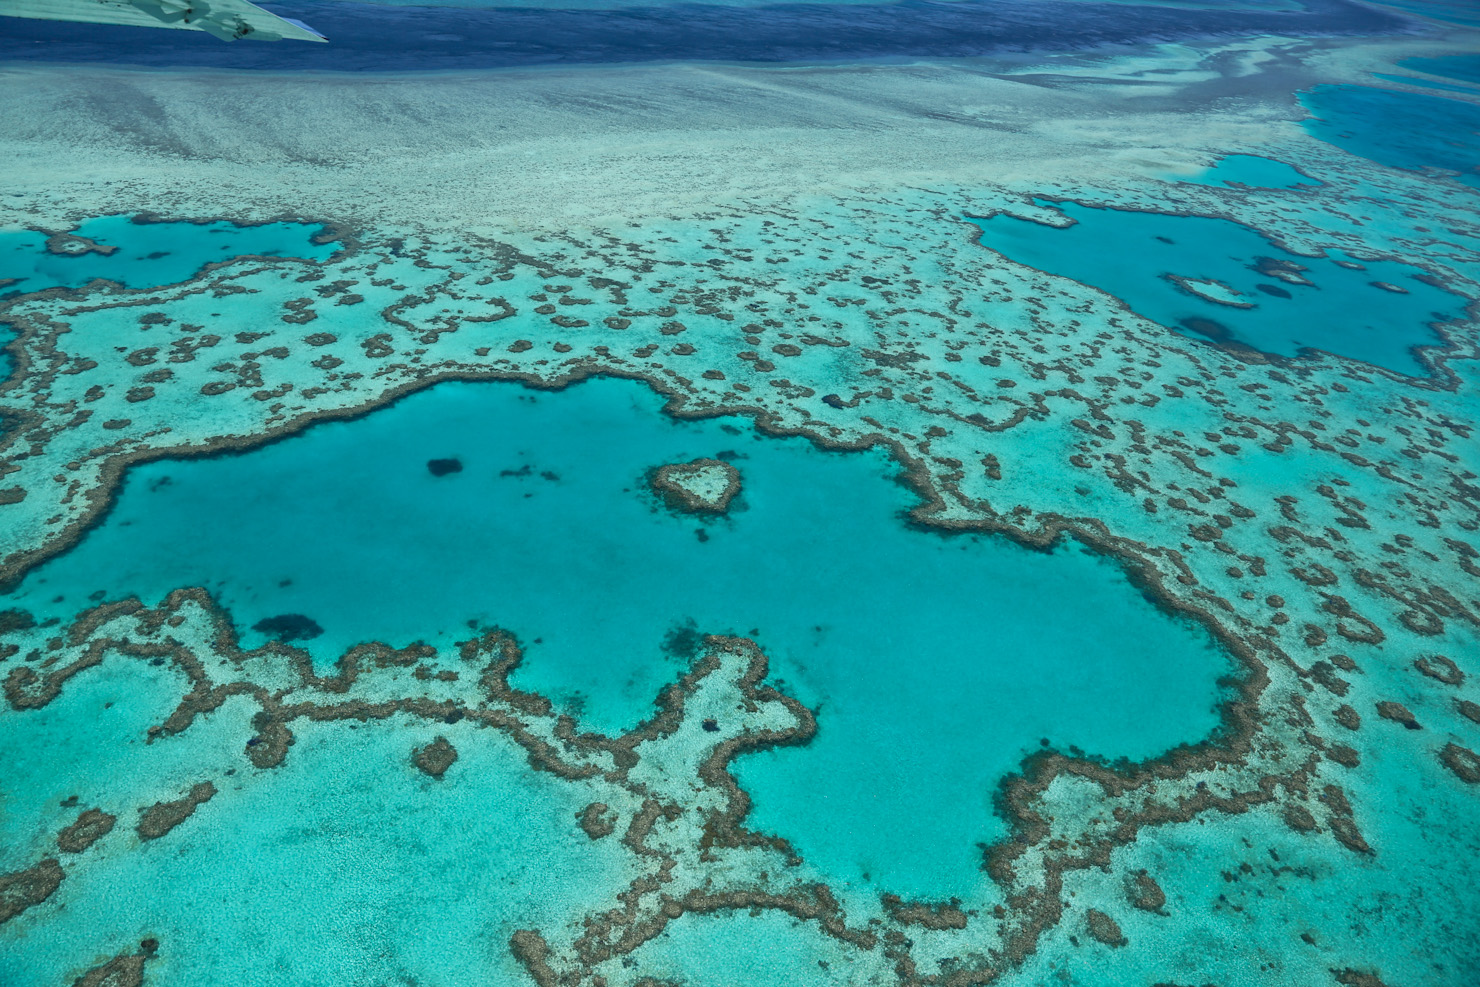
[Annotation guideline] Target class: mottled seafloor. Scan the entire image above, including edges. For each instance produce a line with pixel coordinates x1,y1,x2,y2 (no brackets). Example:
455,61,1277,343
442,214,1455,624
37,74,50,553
0,0,1478,984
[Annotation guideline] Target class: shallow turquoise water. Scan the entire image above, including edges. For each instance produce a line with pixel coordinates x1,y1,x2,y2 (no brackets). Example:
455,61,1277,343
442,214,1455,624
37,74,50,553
970,201,1466,374
0,659,633,987
0,217,337,380
10,375,1231,898
1173,153,1321,189
0,10,1477,985
1301,85,1480,190
0,215,336,294
626,909,878,985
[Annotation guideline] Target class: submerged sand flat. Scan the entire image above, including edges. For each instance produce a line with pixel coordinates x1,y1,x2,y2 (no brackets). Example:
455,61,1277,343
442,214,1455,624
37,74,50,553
1,2,1479,985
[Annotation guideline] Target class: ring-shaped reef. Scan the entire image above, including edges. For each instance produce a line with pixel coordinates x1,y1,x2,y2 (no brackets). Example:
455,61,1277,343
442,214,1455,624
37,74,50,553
5,374,1234,899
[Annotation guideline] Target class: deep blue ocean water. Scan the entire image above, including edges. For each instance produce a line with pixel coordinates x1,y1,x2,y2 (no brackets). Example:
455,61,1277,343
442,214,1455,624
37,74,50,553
0,0,1415,70
1398,52,1480,84
1301,84,1480,190
1368,0,1480,25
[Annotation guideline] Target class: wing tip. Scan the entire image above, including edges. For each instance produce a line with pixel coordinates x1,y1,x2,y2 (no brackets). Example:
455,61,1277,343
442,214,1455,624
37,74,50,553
278,17,329,42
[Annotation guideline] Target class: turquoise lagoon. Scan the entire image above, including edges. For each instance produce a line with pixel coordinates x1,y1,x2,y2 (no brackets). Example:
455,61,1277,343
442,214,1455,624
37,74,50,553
8,376,1231,898
1171,153,1321,190
0,215,337,295
0,217,337,378
970,200,1467,375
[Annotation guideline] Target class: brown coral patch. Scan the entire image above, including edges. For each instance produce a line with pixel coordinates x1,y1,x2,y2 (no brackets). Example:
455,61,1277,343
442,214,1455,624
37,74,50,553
1283,806,1318,833
1333,704,1361,730
246,715,295,769
649,458,741,514
1413,655,1464,686
881,893,969,930
0,857,63,924
72,946,154,987
1438,743,1480,784
578,803,618,839
57,808,117,853
510,930,559,987
1085,909,1126,946
136,781,217,840
413,736,458,778
1457,699,1480,725
1375,701,1419,729
44,230,118,257
1326,816,1372,855
1309,662,1350,697
1127,870,1166,912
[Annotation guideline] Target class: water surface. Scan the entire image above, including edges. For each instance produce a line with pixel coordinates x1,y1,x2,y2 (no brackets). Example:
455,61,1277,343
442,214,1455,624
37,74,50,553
1172,153,1321,189
1398,52,1480,84
971,200,1465,374
0,215,336,295
0,0,1414,71
10,375,1232,896
1,216,334,381
1301,84,1480,189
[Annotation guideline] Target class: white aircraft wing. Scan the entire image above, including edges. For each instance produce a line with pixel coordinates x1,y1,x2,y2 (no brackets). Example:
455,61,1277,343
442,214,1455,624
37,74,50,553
1,0,327,41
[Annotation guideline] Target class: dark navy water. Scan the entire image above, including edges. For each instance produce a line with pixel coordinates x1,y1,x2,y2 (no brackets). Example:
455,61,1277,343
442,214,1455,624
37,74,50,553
1368,0,1480,26
0,0,1415,71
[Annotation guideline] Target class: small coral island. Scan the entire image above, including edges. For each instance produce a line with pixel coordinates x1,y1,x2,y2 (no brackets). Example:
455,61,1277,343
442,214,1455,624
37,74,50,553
648,458,740,514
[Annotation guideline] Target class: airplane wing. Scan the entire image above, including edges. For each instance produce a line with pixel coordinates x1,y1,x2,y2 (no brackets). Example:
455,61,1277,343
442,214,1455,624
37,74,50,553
1,0,327,41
